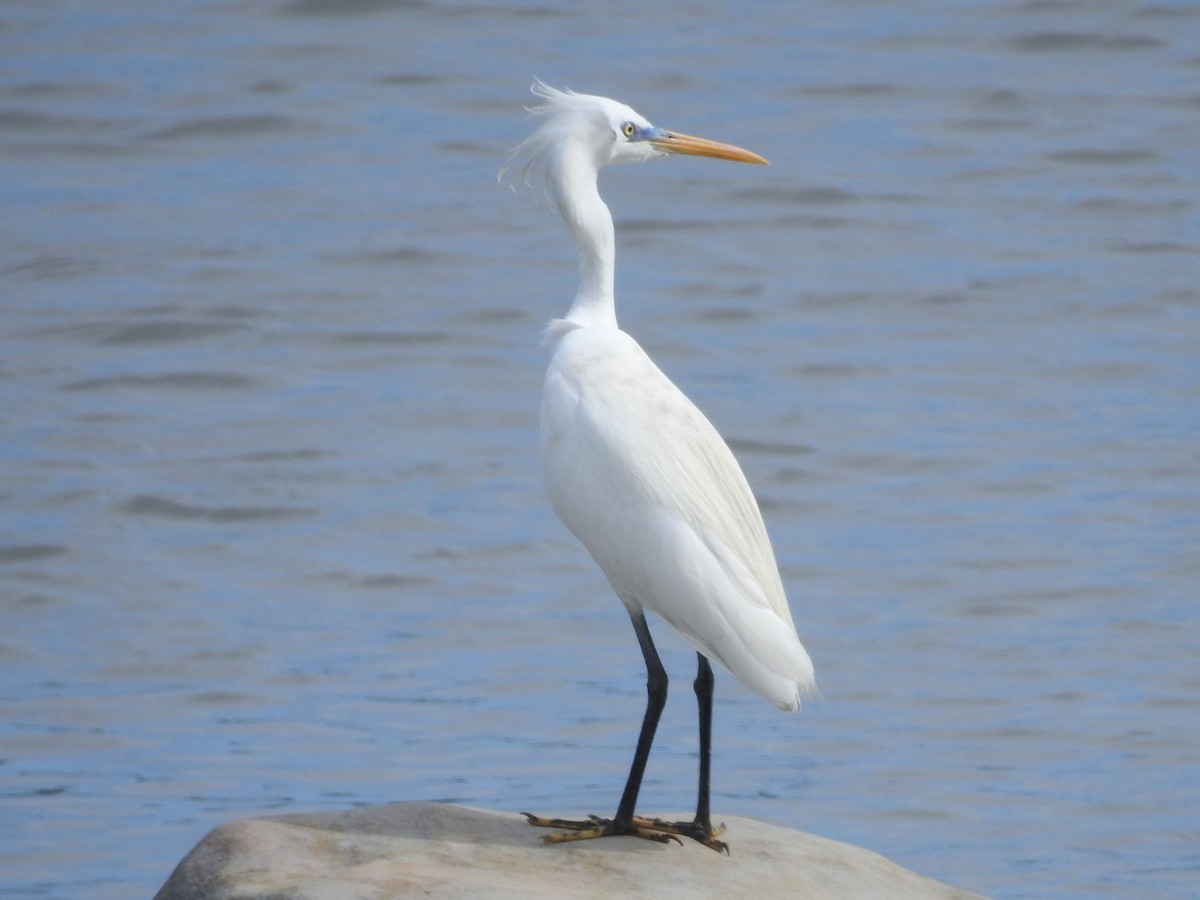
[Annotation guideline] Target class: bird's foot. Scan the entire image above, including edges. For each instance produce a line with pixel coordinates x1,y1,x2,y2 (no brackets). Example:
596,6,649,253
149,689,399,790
522,812,727,853
522,812,681,846
637,816,729,854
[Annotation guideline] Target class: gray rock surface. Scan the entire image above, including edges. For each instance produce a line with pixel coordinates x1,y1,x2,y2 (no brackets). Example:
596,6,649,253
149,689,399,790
155,802,984,899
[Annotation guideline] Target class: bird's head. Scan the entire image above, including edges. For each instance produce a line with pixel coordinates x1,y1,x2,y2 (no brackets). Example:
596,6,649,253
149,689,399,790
503,82,766,207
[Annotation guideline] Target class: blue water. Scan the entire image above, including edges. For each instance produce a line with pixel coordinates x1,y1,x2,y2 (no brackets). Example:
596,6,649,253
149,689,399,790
2,2,1198,897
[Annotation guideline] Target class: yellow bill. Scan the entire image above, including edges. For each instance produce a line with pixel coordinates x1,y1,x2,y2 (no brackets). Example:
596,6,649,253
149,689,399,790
649,130,768,165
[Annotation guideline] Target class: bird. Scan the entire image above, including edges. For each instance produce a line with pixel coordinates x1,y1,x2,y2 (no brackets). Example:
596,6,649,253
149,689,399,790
504,82,815,854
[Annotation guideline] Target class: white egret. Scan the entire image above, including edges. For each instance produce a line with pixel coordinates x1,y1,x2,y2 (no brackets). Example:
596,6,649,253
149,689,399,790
506,83,815,853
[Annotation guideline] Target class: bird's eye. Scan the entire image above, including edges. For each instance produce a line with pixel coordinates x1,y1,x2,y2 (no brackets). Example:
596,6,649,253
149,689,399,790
622,122,636,138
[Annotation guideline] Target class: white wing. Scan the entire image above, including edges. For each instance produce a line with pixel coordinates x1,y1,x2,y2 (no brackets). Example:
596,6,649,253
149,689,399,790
541,322,815,711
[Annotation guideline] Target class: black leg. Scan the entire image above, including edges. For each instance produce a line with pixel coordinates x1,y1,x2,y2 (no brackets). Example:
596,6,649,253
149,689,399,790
624,651,728,853
613,612,669,825
523,618,727,851
523,612,679,846
693,653,714,833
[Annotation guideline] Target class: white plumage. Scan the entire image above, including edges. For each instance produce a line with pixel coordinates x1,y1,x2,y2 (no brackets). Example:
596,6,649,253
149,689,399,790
508,83,814,851
541,321,814,710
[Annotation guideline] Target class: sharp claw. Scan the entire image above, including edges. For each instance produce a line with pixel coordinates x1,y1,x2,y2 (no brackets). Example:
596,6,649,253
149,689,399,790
524,811,727,851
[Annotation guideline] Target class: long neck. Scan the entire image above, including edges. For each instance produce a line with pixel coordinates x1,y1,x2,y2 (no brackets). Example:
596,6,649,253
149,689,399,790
556,149,617,329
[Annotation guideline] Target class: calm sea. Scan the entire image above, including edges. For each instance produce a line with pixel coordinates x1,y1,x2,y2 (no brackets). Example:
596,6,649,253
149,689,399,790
2,2,1197,897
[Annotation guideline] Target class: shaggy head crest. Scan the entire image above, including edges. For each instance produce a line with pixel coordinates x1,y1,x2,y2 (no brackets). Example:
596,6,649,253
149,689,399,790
500,82,658,209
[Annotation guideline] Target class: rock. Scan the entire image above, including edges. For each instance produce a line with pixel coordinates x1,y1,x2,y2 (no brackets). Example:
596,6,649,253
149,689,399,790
155,802,984,899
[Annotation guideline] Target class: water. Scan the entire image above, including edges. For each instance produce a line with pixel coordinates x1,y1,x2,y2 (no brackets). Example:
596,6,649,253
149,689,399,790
2,1,1197,897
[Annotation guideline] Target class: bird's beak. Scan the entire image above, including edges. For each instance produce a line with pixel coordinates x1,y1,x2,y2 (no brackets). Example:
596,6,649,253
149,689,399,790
648,131,768,165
